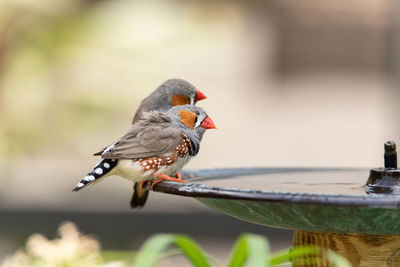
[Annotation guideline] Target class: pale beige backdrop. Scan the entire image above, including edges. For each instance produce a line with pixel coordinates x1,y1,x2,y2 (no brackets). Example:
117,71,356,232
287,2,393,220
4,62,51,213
0,0,399,265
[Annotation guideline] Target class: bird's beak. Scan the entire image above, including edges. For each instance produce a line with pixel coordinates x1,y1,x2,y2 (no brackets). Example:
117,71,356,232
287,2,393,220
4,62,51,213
200,116,217,129
194,88,207,103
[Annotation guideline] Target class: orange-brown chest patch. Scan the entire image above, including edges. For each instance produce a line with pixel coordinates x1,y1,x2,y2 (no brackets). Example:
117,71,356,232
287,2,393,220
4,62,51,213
133,156,175,173
179,110,196,129
171,94,190,106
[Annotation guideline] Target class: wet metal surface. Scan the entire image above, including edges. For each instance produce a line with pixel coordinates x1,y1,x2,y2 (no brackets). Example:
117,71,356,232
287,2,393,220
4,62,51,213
153,168,400,207
152,168,400,234
188,168,366,195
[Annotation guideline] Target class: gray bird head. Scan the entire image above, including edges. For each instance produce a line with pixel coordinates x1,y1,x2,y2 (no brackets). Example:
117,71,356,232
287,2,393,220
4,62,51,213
167,104,216,156
133,79,207,124
156,78,207,106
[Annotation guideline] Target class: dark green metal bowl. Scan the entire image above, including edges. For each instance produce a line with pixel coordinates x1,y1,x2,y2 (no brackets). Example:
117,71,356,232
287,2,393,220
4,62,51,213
152,168,400,235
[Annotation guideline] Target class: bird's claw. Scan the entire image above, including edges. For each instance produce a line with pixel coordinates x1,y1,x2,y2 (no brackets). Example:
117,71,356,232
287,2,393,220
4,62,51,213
151,173,187,189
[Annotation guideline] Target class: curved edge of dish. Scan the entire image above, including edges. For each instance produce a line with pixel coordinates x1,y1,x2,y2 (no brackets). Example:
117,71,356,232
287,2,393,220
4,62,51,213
151,167,400,208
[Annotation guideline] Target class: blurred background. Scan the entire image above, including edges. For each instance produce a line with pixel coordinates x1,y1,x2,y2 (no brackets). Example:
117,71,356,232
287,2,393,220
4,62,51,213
0,0,399,265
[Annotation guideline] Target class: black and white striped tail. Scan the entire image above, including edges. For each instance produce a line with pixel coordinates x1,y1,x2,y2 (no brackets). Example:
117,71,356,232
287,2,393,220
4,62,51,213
72,159,118,191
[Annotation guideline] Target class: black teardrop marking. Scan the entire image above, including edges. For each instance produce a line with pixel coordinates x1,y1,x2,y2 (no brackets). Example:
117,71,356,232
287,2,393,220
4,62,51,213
189,139,199,156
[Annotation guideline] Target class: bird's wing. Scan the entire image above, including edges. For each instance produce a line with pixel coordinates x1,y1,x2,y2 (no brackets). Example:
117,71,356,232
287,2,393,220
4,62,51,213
95,99,149,156
101,113,182,159
93,145,109,156
131,106,144,124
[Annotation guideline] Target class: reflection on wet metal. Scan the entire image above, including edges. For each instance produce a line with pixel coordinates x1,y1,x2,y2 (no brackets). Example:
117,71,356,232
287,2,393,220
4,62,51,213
153,167,400,235
157,167,400,208
195,170,367,196
152,142,400,263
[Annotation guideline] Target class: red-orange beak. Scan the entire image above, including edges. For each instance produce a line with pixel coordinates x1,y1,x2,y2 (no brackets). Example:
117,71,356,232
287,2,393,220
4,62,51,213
194,88,207,103
200,116,216,129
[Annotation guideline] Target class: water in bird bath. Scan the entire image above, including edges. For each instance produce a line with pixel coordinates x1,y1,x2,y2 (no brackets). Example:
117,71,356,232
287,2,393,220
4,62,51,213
188,168,367,196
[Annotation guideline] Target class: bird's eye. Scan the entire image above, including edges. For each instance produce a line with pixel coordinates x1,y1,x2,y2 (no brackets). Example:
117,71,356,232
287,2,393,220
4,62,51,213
195,110,200,115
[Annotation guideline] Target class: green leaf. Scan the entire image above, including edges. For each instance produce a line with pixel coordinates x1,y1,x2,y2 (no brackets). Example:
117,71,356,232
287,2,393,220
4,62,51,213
227,233,270,267
132,234,175,267
246,234,270,267
227,235,248,267
269,246,351,267
324,250,351,267
132,234,350,267
174,235,210,267
132,234,211,267
270,246,319,265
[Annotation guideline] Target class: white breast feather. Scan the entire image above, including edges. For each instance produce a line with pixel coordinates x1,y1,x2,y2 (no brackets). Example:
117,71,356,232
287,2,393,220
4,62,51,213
114,155,193,182
161,155,192,177
115,160,149,182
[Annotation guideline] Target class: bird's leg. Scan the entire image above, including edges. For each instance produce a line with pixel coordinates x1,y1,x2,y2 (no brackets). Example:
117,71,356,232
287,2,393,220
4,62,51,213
151,173,187,189
140,180,148,189
175,172,182,180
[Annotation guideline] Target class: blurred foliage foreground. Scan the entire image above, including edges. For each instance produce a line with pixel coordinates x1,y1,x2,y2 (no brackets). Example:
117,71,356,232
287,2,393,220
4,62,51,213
1,222,351,267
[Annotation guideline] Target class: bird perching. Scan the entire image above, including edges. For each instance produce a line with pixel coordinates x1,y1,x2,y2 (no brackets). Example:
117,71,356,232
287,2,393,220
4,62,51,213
72,106,215,194
73,79,212,209
130,79,207,124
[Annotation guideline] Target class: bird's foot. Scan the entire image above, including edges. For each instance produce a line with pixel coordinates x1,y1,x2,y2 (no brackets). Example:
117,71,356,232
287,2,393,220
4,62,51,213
175,172,182,180
151,173,187,189
140,180,149,189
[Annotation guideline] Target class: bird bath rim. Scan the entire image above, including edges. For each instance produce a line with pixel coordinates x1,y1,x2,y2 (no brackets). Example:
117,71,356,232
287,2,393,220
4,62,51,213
151,167,400,264
151,167,400,208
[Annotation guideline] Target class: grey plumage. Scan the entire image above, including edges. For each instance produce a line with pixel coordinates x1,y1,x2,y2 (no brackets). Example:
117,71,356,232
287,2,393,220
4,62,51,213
166,105,207,156
102,106,208,160
101,112,183,159
93,78,198,156
90,79,202,209
73,105,210,192
127,79,199,209
74,77,211,210
131,79,197,123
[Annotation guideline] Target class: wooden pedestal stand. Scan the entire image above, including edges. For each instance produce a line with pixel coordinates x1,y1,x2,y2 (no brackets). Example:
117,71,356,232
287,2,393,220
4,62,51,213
294,230,400,266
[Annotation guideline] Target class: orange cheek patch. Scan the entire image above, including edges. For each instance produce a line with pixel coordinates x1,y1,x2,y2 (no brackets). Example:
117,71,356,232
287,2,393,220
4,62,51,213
179,110,196,129
171,95,190,106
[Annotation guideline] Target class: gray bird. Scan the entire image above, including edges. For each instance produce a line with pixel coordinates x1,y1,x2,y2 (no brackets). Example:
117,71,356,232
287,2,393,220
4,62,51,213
73,105,216,209
92,79,207,208
131,78,207,123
